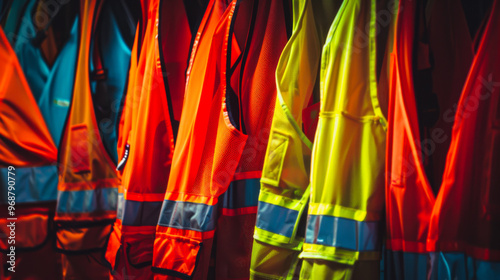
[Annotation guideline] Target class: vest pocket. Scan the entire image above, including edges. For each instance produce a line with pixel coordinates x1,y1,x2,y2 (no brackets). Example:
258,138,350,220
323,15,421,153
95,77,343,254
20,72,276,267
261,131,289,187
70,124,90,174
152,233,202,278
125,234,154,268
105,228,156,278
0,207,50,250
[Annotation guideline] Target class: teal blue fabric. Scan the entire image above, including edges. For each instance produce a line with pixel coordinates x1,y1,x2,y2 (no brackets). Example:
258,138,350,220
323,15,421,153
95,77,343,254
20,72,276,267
256,201,299,238
90,2,133,163
158,200,217,232
117,193,163,226
305,215,381,251
57,187,118,214
3,0,29,41
384,251,429,280
384,250,500,280
6,0,77,147
37,19,78,146
0,166,58,204
220,178,260,209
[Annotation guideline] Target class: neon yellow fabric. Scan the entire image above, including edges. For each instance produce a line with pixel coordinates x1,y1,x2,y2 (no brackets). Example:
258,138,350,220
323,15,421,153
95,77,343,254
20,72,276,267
299,259,380,280
299,0,387,278
250,0,339,279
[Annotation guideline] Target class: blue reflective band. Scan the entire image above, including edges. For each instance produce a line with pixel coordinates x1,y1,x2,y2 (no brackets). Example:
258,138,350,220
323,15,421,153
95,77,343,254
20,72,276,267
57,187,118,213
0,165,58,204
306,215,380,251
384,250,500,280
220,178,260,209
117,193,163,226
158,200,217,232
383,250,428,280
256,201,299,238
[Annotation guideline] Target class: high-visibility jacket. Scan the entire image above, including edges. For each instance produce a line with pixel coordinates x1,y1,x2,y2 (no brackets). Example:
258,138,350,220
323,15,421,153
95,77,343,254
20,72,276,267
386,0,500,278
211,1,289,277
0,24,58,247
152,0,288,278
54,0,119,253
300,0,388,279
0,2,79,279
3,0,78,148
250,0,338,279
0,23,65,279
105,0,195,278
0,0,78,208
1,1,134,279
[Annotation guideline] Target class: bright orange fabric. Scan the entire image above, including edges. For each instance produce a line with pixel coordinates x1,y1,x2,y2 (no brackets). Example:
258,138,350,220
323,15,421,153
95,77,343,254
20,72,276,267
153,2,237,276
105,0,194,278
55,0,119,252
153,0,289,279
0,27,57,167
0,25,61,280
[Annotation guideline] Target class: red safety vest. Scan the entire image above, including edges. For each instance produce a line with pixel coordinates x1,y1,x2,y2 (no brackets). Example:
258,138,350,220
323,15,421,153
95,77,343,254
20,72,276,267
386,0,500,278
105,0,194,278
54,0,119,253
152,0,289,279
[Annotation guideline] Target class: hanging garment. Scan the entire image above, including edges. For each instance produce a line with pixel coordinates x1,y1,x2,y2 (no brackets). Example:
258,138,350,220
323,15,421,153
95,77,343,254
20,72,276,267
385,0,500,278
1,1,135,279
410,0,475,192
250,0,339,278
54,1,118,276
152,0,289,279
104,0,196,278
89,0,138,164
211,0,290,277
0,23,57,195
0,26,60,279
0,0,79,206
4,0,78,145
0,1,80,279
159,0,207,138
152,2,235,278
55,0,137,277
299,0,388,279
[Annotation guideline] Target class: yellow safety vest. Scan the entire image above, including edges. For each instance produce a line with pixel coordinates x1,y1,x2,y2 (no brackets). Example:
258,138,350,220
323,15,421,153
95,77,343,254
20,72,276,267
300,0,388,279
250,0,339,279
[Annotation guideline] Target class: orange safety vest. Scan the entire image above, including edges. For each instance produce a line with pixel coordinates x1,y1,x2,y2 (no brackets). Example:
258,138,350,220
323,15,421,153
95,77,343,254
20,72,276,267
54,0,119,253
0,28,57,168
386,0,500,278
105,0,195,278
152,0,289,278
0,26,58,252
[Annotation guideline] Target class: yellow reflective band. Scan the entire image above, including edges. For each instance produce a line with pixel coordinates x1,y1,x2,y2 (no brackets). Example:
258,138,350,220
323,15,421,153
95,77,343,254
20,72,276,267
258,190,306,210
308,203,381,222
254,227,303,251
300,243,380,265
255,187,310,249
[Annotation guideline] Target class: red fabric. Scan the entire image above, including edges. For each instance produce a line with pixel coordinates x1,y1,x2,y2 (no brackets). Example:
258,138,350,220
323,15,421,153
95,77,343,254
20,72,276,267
387,0,500,261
